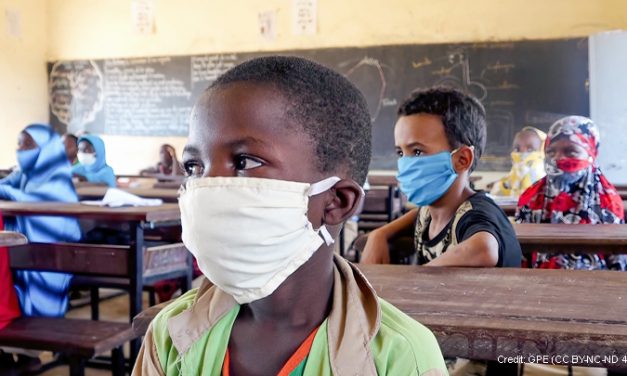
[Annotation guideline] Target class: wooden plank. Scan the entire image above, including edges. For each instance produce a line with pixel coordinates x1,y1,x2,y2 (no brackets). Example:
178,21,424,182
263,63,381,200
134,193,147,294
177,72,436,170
9,243,130,276
358,265,627,368
132,266,627,368
514,223,627,255
0,318,135,357
0,201,181,223
0,231,27,247
367,174,397,187
76,186,179,202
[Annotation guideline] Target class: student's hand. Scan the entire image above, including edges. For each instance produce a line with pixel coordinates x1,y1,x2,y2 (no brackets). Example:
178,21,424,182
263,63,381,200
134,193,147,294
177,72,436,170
360,229,390,264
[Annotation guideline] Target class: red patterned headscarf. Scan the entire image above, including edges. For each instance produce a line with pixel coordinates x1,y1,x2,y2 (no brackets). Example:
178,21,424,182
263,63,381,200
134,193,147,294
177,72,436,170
516,116,625,270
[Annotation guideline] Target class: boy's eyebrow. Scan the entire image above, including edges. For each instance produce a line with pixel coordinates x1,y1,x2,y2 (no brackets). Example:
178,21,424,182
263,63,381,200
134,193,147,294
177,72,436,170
226,136,274,150
401,141,427,148
183,145,201,155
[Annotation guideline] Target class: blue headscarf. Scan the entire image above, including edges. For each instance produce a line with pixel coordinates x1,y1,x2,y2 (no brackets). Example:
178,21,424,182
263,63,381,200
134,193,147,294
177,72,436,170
71,134,116,187
0,124,81,317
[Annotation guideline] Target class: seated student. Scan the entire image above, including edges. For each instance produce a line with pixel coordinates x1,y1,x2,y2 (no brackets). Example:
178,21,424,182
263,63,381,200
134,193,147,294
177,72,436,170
140,144,184,176
61,133,79,165
490,126,546,198
0,124,81,316
71,134,116,187
517,116,626,270
361,87,521,267
0,214,20,330
134,56,446,375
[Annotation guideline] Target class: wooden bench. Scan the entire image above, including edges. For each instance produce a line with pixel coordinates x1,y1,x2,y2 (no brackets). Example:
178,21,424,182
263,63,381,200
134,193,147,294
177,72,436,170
132,266,627,370
5,243,145,375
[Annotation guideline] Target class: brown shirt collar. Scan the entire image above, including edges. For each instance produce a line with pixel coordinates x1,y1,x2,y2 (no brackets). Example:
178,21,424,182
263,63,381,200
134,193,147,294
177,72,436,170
167,254,381,375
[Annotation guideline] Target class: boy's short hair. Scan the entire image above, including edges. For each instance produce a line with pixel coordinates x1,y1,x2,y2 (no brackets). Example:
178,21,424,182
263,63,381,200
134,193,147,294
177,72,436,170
398,87,486,171
208,56,372,185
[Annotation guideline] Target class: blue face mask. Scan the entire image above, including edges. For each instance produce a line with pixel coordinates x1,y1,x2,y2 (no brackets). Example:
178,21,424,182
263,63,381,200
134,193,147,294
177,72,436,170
397,148,466,206
17,148,40,172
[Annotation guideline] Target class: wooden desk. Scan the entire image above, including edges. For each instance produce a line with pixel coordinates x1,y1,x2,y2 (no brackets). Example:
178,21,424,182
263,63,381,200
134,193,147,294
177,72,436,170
76,186,180,203
359,265,627,368
514,223,627,255
0,200,183,361
367,174,397,187
133,266,627,369
0,231,27,247
0,201,180,223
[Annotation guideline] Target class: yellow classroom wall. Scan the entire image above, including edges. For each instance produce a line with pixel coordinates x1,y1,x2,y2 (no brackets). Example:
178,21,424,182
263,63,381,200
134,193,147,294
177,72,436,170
0,0,48,169
2,0,627,175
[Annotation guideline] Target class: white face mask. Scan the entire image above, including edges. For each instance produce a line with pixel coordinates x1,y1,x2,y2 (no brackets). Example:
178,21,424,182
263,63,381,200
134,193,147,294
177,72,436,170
179,176,340,304
77,152,96,166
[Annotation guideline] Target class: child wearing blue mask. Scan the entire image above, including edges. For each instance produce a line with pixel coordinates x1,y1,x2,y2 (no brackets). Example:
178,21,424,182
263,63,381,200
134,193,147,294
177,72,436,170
134,57,446,376
71,134,116,187
361,87,521,268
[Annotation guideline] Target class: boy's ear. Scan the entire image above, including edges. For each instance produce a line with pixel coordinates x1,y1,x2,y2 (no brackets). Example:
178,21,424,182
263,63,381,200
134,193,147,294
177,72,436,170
452,146,474,173
323,179,363,226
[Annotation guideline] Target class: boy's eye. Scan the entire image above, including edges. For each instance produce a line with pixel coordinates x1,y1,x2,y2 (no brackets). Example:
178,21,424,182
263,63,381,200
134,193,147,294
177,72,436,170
183,161,203,177
412,148,423,157
234,155,263,171
396,149,404,158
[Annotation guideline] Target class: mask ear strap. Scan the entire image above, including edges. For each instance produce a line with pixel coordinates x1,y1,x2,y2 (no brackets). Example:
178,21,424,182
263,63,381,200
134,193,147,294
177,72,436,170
318,225,335,246
308,176,341,196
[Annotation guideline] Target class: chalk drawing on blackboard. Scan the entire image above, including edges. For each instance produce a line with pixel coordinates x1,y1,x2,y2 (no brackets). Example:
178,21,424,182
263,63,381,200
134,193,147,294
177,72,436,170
481,61,516,76
525,110,568,126
342,57,389,122
49,60,104,134
431,50,488,101
411,57,432,69
486,80,520,90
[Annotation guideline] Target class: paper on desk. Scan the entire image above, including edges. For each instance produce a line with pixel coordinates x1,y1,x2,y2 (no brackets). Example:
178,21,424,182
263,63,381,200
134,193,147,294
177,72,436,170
81,188,163,207
487,194,519,206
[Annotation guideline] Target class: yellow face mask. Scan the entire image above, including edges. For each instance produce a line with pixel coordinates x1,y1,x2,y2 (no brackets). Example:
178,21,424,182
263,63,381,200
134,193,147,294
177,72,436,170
511,151,543,165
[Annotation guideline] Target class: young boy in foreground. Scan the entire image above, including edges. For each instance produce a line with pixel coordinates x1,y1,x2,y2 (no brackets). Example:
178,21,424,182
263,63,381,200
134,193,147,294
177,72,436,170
361,88,521,267
133,57,447,376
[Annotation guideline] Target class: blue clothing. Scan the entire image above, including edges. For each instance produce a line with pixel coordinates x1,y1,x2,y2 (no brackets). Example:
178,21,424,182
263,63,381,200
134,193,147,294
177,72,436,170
71,134,116,187
0,124,81,317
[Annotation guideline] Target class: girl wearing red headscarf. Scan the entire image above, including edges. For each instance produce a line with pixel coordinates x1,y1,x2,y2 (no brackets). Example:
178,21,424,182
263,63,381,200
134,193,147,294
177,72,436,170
0,214,20,329
516,116,626,270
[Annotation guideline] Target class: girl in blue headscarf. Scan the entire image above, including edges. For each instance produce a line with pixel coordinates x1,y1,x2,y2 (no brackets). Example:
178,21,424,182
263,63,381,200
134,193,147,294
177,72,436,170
71,134,116,187
0,124,81,317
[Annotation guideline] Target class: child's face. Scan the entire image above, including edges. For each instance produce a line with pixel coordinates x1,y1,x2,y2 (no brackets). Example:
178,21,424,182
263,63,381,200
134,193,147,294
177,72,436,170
159,146,173,165
62,136,78,159
513,131,542,153
394,114,452,157
183,82,329,224
78,140,95,154
546,138,589,161
17,132,37,151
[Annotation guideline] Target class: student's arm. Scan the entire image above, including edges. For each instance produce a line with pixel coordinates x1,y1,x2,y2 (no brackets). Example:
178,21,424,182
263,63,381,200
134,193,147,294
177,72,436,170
0,174,75,202
0,170,22,187
425,231,498,267
360,209,418,264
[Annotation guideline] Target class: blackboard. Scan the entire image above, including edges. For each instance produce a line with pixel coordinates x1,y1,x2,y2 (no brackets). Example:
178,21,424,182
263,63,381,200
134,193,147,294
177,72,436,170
48,38,589,170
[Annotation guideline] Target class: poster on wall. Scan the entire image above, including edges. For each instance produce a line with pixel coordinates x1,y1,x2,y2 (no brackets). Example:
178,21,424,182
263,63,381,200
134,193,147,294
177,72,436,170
292,0,317,35
131,0,155,35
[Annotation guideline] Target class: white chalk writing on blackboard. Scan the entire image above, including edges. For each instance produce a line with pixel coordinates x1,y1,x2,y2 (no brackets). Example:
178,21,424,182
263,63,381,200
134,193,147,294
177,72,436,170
191,54,238,85
103,57,192,136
